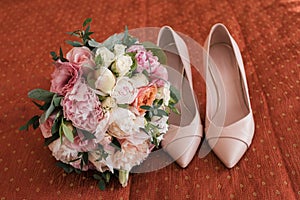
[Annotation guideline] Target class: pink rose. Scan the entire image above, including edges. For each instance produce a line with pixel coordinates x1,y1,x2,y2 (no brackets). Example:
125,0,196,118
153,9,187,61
66,47,95,75
50,60,81,96
39,113,56,138
62,79,104,133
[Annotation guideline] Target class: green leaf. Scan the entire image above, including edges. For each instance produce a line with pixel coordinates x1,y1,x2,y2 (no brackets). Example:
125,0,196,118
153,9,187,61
102,33,123,51
59,47,68,62
80,129,96,140
66,31,80,37
122,26,138,47
142,41,167,65
53,96,62,107
82,152,88,165
98,179,106,191
140,105,152,111
157,109,168,117
66,40,83,47
93,174,102,180
117,104,128,109
50,51,59,61
61,122,74,143
28,89,54,102
56,161,74,173
19,115,40,131
44,132,60,146
83,18,92,27
170,85,180,103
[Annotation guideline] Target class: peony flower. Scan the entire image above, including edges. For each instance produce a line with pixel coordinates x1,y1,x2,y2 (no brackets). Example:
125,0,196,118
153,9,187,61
50,60,80,96
62,79,104,133
66,47,95,75
114,44,127,57
39,112,56,138
133,85,157,114
111,77,138,104
111,140,150,171
89,151,114,173
112,55,132,76
94,67,116,94
126,44,146,53
95,47,115,67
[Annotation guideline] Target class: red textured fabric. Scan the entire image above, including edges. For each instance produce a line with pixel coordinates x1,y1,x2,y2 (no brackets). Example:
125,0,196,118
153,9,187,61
0,0,299,199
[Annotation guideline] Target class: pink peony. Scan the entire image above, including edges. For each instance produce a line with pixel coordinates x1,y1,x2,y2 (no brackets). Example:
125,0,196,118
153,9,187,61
66,47,95,75
62,79,104,133
39,112,56,138
50,60,81,96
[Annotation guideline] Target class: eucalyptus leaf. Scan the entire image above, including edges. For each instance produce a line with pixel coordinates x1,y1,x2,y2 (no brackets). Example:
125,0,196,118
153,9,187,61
66,40,83,47
28,89,54,102
93,174,102,180
102,33,123,51
98,179,106,191
142,41,167,65
88,39,101,48
80,129,96,140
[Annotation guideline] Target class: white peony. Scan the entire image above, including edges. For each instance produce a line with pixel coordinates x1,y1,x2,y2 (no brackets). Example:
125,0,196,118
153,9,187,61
113,55,132,76
111,77,138,104
94,67,116,94
95,47,115,67
114,44,127,57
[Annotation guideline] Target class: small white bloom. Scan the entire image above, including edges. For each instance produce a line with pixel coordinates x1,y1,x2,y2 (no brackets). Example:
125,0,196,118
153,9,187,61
156,82,170,106
131,73,149,88
94,67,116,94
95,47,115,67
113,55,132,76
114,44,127,57
111,77,138,104
102,97,117,110
151,116,169,134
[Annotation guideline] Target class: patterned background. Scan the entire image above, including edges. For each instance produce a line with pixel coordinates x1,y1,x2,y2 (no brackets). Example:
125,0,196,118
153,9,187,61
0,0,299,199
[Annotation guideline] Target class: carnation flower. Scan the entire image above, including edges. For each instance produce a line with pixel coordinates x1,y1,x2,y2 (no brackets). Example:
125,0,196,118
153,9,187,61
111,140,150,171
66,47,95,75
62,79,104,133
50,60,80,96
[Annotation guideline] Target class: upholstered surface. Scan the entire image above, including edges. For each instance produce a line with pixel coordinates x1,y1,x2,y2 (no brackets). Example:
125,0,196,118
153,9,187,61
0,0,299,199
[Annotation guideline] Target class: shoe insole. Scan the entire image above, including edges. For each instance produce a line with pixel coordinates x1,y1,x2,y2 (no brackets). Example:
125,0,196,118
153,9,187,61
210,43,249,126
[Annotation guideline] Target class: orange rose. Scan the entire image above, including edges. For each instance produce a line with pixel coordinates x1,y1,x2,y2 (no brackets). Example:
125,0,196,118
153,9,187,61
133,85,157,114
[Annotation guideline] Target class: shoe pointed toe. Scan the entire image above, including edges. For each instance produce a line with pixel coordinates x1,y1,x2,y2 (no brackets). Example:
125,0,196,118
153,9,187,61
208,137,247,168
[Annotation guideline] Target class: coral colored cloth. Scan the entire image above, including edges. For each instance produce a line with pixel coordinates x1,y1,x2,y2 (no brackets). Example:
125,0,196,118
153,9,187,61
0,0,299,199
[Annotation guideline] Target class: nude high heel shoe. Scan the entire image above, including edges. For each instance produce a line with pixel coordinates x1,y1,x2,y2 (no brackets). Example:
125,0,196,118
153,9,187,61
157,26,203,168
204,23,255,168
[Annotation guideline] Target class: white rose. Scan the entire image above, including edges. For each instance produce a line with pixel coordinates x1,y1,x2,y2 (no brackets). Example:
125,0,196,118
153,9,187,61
113,55,132,76
111,77,138,104
94,67,116,94
95,47,115,67
156,82,170,106
131,73,149,88
114,44,127,57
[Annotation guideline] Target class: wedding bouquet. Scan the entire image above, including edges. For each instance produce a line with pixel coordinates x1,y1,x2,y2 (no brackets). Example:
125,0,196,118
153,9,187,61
20,18,179,189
